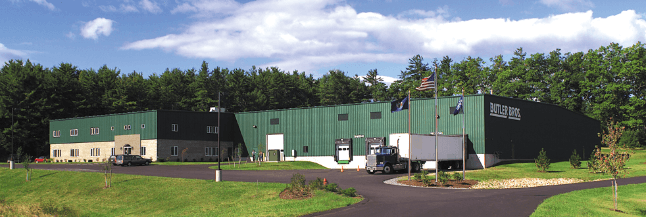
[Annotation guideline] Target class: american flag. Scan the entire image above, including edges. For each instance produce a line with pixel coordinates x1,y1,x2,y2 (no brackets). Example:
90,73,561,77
415,72,435,91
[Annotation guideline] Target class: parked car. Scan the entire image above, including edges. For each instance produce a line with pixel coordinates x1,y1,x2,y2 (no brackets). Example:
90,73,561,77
34,156,48,163
109,155,117,165
114,154,151,166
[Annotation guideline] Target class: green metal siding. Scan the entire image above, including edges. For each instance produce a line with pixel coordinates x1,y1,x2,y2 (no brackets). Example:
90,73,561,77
235,95,487,157
50,111,158,144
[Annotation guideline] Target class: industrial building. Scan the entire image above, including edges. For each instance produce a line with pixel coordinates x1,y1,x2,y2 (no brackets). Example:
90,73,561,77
50,94,600,169
49,110,238,162
235,94,600,169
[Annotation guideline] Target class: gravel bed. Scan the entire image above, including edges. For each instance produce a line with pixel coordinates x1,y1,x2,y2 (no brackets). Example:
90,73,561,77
384,177,585,189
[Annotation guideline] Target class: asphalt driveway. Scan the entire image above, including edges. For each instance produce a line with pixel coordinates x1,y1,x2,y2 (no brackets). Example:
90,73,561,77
4,163,646,216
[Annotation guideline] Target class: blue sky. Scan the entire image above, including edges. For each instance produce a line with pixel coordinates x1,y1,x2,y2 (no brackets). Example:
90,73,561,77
2,0,646,85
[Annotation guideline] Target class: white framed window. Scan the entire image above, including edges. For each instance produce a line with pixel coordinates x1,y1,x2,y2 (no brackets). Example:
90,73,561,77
70,149,79,157
141,124,146,129
53,149,61,157
111,148,115,156
53,130,60,137
206,126,219,134
210,147,219,156
172,124,178,132
70,129,78,136
124,125,131,130
90,148,100,157
205,147,211,156
140,147,146,156
171,146,178,156
91,127,100,135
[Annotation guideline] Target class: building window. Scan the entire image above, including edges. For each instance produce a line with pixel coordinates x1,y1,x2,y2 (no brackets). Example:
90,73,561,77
53,130,60,138
303,146,309,153
270,118,279,125
205,147,219,156
111,148,115,156
53,149,61,157
338,114,348,121
70,149,79,157
70,129,78,136
141,124,146,129
91,127,100,135
213,147,219,156
124,125,131,130
370,112,382,119
171,146,178,156
90,148,100,157
172,124,178,132
207,126,218,134
140,147,146,156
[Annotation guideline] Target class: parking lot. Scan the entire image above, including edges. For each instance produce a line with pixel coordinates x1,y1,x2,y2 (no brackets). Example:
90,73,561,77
4,163,646,216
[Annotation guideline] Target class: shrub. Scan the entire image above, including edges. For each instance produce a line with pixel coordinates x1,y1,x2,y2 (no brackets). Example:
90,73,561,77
451,172,463,181
535,148,550,172
341,187,357,197
421,176,433,186
569,149,581,169
325,183,339,192
414,170,428,181
437,171,450,185
157,158,166,162
587,147,601,173
286,173,311,197
308,177,325,190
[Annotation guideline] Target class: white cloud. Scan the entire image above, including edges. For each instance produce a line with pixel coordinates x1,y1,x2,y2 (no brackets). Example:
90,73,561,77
0,43,28,65
30,0,55,10
66,32,76,39
123,0,646,74
80,18,115,40
539,0,594,12
99,3,139,12
139,0,162,14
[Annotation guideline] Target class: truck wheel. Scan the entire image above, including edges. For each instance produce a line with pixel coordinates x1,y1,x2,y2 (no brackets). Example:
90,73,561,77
383,165,393,174
367,170,375,174
412,163,421,172
127,162,132,167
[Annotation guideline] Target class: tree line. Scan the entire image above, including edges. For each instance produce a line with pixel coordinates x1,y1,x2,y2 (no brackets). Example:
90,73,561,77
1,42,645,157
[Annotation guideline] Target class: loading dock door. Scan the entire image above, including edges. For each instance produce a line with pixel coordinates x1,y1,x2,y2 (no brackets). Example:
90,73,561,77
267,134,284,161
365,137,385,156
334,138,353,163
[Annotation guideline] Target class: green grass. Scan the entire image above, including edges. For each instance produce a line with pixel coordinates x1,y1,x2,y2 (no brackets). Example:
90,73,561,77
458,148,646,182
152,161,222,165
0,168,361,216
531,183,646,216
208,161,328,170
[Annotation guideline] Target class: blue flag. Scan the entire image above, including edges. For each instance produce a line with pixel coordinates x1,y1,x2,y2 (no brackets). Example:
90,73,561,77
453,95,463,115
391,96,409,113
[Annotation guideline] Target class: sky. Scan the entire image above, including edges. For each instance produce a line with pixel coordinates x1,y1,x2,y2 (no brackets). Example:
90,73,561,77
2,0,646,85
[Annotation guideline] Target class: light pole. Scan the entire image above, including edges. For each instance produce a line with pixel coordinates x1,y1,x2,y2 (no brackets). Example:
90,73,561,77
10,108,15,169
215,92,222,182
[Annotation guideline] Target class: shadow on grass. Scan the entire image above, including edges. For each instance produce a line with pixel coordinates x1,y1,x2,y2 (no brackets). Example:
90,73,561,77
546,171,564,173
37,171,58,179
639,209,646,215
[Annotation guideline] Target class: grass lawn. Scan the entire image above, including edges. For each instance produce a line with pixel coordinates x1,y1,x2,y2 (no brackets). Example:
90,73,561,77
531,183,646,216
0,168,361,217
441,148,646,182
208,161,328,170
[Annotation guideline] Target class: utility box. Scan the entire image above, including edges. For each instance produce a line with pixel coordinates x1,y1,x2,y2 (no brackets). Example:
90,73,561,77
268,149,280,161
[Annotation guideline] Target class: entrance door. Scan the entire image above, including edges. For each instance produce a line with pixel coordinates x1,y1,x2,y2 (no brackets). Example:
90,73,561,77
267,134,284,161
124,144,132,155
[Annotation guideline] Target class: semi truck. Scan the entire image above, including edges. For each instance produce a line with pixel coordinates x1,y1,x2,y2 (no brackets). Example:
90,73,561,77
365,133,464,174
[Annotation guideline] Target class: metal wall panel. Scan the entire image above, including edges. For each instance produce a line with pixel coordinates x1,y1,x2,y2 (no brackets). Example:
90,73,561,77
483,95,600,161
235,95,487,157
49,111,158,144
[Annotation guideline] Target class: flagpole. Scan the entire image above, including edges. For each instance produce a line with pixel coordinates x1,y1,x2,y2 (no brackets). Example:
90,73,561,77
462,88,466,180
408,90,412,181
434,64,439,183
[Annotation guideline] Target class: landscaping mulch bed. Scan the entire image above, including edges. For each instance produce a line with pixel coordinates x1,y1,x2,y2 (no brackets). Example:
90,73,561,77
279,189,313,200
397,179,479,188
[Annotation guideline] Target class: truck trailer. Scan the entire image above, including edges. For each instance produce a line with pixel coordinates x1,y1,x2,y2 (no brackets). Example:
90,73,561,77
365,133,464,174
